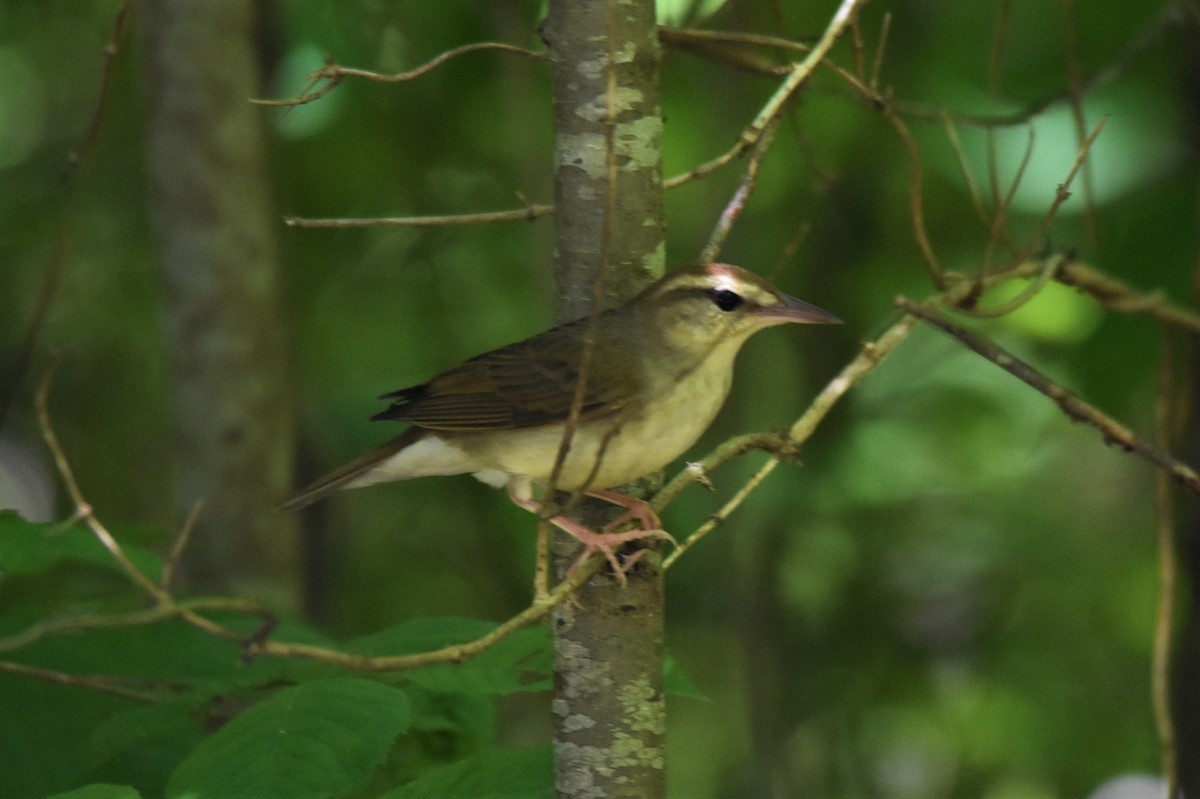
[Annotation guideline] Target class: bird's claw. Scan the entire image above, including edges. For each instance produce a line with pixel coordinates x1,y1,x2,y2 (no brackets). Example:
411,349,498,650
560,524,675,584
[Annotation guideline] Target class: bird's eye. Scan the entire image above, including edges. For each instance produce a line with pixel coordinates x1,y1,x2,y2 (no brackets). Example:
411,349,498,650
710,288,743,312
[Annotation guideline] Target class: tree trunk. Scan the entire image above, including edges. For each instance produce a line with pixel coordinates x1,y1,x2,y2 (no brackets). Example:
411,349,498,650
541,0,667,796
134,0,299,611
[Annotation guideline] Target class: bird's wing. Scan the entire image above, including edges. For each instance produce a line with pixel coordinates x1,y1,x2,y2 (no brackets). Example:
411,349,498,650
372,320,640,431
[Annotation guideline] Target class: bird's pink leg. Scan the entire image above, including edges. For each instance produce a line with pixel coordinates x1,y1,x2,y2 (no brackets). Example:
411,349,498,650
506,485,675,581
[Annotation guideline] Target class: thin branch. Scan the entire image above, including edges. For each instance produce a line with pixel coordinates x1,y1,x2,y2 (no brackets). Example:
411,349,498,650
64,0,132,179
664,0,864,190
1153,326,1179,796
1056,261,1200,334
36,355,162,599
896,297,1200,497
940,110,990,232
979,125,1034,274
993,117,1106,273
661,314,921,567
1062,0,1100,247
698,118,781,264
252,42,548,107
664,0,1182,131
657,26,797,77
968,251,1063,318
803,59,943,284
850,4,867,82
2,2,131,430
161,501,203,592
247,557,602,671
743,0,863,146
30,354,602,675
285,204,552,229
0,596,267,656
0,660,166,704
877,104,944,285
869,12,891,92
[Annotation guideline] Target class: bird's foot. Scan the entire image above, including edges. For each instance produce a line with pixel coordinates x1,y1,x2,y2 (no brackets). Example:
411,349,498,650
586,488,669,535
558,491,676,583
507,483,674,585
548,513,674,584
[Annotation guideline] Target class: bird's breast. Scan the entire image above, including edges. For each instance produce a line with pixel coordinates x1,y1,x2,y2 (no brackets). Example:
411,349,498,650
458,349,735,490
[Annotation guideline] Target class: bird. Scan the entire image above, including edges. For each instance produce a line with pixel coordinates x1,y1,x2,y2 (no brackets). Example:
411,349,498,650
281,262,841,575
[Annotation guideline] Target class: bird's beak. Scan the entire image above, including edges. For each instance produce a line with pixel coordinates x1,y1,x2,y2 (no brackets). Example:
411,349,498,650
754,293,843,325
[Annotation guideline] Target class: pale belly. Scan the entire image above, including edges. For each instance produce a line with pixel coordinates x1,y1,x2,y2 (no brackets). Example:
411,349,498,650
459,361,733,490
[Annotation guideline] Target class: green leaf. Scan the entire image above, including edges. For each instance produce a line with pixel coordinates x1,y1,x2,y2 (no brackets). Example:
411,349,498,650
0,511,162,579
350,619,551,695
166,677,412,799
378,746,552,799
46,785,143,799
0,673,93,797
88,694,206,783
664,652,706,700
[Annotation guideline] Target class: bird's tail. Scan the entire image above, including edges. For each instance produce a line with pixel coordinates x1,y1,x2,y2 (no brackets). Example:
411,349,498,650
278,429,420,511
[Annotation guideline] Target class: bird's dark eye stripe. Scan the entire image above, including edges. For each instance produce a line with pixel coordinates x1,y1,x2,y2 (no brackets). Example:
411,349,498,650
710,288,743,312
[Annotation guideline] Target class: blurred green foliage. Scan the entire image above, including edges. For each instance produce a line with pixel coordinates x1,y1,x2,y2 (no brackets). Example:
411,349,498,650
1,0,1195,796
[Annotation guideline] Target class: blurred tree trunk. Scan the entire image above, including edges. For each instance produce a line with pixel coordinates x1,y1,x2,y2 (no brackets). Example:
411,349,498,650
541,0,666,796
1174,344,1200,797
134,0,299,611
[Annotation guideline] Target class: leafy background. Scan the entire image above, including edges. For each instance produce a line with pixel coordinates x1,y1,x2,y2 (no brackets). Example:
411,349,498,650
1,0,1195,797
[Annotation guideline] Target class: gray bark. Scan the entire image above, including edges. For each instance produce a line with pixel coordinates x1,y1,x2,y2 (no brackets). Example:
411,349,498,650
542,0,667,796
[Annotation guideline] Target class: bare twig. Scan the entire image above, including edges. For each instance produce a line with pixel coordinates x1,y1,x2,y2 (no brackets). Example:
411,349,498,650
940,110,990,232
699,118,781,264
850,5,867,82
252,42,548,107
664,0,1182,132
285,204,552,229
36,355,161,599
661,314,920,567
1061,0,1099,247
877,105,944,285
161,501,203,592
0,660,166,704
664,0,864,190
870,12,892,92
801,58,943,284
896,297,1200,497
982,125,1035,275
988,117,1106,276
247,557,602,671
1056,262,1200,334
33,355,597,671
2,2,132,430
1152,326,1179,796
968,251,1063,318
0,596,268,656
657,27,797,77
64,0,132,178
